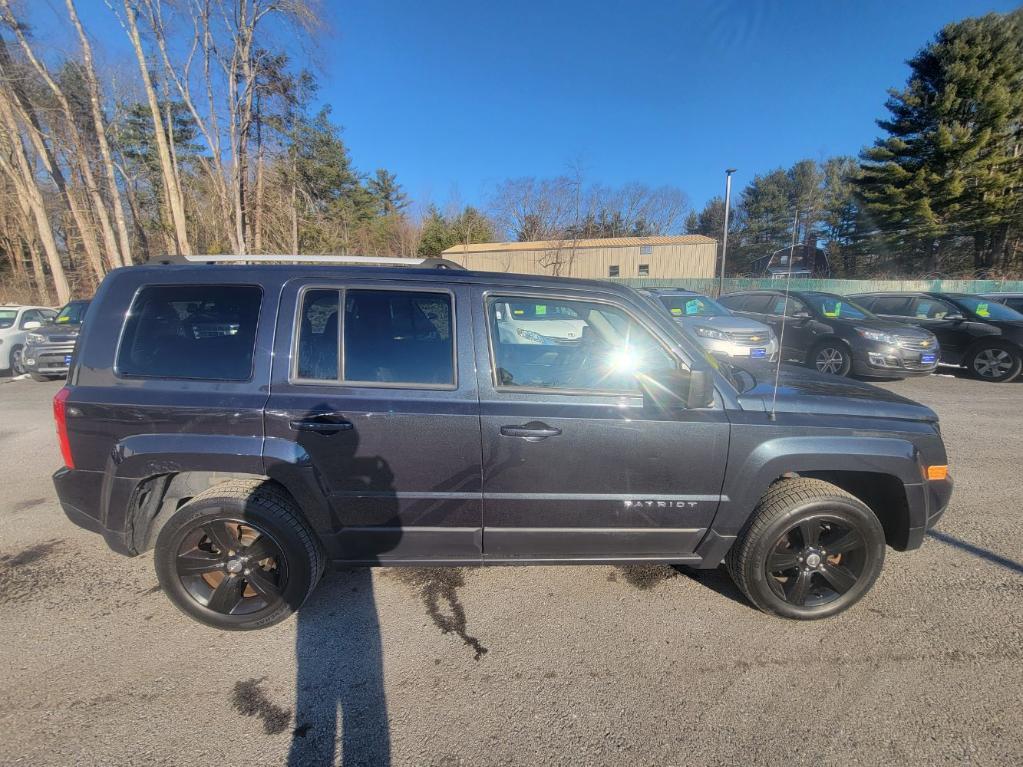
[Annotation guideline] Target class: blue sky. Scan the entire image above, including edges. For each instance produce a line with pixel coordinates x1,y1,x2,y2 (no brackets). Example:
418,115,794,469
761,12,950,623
65,0,1022,213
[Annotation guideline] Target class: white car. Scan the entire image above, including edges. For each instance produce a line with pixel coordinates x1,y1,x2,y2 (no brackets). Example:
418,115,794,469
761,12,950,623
0,305,57,376
493,300,587,345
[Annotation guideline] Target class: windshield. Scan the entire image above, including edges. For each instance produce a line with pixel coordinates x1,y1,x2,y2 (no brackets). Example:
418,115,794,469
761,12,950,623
657,294,730,318
949,295,1023,322
804,293,874,321
0,310,15,329
54,301,89,325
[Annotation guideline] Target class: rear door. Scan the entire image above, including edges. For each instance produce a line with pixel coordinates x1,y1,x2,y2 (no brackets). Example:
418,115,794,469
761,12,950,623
472,288,729,561
264,278,483,564
906,297,975,361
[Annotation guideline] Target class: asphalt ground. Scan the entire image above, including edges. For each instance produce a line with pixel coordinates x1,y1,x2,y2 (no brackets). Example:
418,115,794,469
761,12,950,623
0,371,1020,766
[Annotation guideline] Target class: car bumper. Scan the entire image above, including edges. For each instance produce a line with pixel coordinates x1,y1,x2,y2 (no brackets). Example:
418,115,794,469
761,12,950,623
52,467,133,555
853,343,940,378
23,342,75,375
698,336,778,361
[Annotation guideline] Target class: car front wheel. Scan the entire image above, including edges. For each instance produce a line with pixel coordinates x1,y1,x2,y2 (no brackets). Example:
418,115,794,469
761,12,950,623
968,343,1021,383
727,478,886,619
9,345,25,376
154,479,324,630
810,342,852,376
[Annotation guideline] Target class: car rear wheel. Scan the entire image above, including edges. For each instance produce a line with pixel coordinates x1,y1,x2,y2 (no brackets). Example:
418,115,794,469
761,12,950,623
154,479,324,630
968,343,1021,383
726,478,886,619
810,341,852,376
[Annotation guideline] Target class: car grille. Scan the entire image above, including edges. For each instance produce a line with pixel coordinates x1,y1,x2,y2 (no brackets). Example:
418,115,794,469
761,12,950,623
896,335,937,352
728,331,771,345
46,335,78,344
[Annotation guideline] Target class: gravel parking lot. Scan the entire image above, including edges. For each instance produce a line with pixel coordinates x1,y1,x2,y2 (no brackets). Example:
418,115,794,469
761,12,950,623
0,372,1020,766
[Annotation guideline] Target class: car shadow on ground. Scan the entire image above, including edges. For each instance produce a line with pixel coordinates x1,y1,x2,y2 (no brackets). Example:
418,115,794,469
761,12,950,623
672,564,755,610
288,568,391,766
927,530,1023,575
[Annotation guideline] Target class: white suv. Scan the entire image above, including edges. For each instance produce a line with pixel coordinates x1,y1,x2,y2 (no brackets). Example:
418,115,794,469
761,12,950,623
0,305,57,376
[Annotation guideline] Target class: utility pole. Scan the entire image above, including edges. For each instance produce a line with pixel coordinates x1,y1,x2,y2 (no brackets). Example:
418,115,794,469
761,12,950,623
718,168,736,297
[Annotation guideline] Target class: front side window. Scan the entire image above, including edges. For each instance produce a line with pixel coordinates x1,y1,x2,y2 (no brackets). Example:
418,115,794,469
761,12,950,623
488,295,679,393
769,295,809,317
55,301,89,325
870,295,912,316
117,285,262,380
804,293,872,320
912,298,957,320
294,288,455,386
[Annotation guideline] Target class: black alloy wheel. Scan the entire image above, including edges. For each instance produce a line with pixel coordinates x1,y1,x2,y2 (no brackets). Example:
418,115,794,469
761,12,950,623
174,519,288,616
764,517,866,608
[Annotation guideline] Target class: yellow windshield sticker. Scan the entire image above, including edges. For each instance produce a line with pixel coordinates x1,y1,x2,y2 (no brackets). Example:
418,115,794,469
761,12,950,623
670,307,683,316
512,309,524,316
56,316,69,323
976,303,990,317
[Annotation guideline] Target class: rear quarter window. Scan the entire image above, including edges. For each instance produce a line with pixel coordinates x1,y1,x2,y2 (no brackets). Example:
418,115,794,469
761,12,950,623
116,285,262,381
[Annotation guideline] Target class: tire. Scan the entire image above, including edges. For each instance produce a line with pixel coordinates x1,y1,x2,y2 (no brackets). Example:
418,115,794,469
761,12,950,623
154,479,324,631
726,478,886,620
9,345,25,376
809,340,852,376
967,342,1021,383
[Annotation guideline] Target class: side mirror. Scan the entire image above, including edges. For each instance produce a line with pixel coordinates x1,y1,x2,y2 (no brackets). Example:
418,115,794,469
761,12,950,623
947,313,965,322
22,320,42,330
638,368,714,411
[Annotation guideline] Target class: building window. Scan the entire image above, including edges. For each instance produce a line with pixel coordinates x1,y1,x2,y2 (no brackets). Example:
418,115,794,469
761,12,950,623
638,264,650,276
609,265,620,277
640,245,653,255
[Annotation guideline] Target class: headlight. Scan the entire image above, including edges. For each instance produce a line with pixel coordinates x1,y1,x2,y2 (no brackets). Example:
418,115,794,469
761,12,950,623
26,333,46,345
855,327,899,345
694,326,728,341
515,328,547,343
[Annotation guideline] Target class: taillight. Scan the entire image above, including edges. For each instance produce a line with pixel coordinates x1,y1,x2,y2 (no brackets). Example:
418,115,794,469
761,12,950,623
53,387,74,469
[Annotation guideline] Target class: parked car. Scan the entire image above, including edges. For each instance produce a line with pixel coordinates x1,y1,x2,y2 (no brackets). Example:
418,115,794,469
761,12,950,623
491,298,586,344
718,290,939,378
53,256,951,629
0,305,57,376
850,291,1023,383
980,292,1023,314
642,288,778,360
23,299,90,381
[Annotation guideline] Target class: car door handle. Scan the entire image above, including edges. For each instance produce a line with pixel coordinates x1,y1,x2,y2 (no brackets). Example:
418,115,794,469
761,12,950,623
500,423,562,440
289,418,354,433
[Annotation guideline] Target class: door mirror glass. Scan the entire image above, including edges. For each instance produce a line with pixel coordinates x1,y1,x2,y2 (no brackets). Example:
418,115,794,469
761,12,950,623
22,320,42,330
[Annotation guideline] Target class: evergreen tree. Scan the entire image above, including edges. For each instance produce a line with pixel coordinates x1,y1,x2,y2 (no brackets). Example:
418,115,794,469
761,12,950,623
367,169,409,215
856,10,1023,274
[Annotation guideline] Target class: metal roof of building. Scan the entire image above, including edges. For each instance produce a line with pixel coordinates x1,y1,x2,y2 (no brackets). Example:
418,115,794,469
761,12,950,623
442,234,716,254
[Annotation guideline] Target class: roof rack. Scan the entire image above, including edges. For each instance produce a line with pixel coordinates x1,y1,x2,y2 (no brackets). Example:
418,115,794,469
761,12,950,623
146,254,466,270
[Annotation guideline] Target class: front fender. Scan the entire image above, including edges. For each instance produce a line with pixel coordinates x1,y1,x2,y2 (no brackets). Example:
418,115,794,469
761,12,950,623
711,434,925,539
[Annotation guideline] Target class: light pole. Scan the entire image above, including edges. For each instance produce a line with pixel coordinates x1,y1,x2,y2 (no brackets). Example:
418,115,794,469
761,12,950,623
718,168,737,297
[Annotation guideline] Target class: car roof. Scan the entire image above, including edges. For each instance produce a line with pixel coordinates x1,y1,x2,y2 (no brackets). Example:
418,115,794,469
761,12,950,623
114,263,642,300
642,288,702,296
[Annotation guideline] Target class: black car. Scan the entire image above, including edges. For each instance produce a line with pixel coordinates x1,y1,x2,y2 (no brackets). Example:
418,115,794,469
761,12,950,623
718,290,939,379
851,292,1023,383
23,299,91,381
51,255,951,629
981,292,1023,314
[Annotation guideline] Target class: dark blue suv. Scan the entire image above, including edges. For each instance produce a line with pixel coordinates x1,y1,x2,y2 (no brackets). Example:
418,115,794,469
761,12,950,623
51,258,952,629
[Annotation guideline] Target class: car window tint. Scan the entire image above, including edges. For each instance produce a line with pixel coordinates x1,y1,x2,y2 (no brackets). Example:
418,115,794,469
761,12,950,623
488,295,679,392
768,295,808,316
344,290,454,385
296,289,340,380
717,294,746,311
869,296,912,316
738,294,775,313
1005,298,1023,313
912,298,955,319
116,285,262,380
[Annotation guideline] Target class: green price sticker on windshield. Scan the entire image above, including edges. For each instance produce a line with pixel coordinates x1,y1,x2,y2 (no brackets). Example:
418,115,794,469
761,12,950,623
670,307,683,316
535,305,547,316
976,303,990,317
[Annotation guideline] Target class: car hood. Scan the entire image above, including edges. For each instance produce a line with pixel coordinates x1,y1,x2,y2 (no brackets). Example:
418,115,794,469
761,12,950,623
677,315,773,334
32,322,82,340
732,360,937,421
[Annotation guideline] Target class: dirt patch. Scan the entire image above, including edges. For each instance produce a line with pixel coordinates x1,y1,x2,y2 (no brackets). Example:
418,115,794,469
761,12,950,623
614,564,680,590
231,678,291,735
392,568,488,660
0,540,64,603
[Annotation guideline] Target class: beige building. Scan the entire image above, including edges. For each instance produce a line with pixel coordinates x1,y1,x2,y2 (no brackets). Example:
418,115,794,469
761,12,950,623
441,234,717,279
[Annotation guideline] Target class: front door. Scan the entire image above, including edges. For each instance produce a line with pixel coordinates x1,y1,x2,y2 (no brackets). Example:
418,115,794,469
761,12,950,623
472,289,730,561
264,279,483,564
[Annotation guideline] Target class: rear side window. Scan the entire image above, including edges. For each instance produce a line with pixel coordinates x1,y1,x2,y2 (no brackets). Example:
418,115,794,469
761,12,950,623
294,288,455,386
117,285,262,381
870,295,912,316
